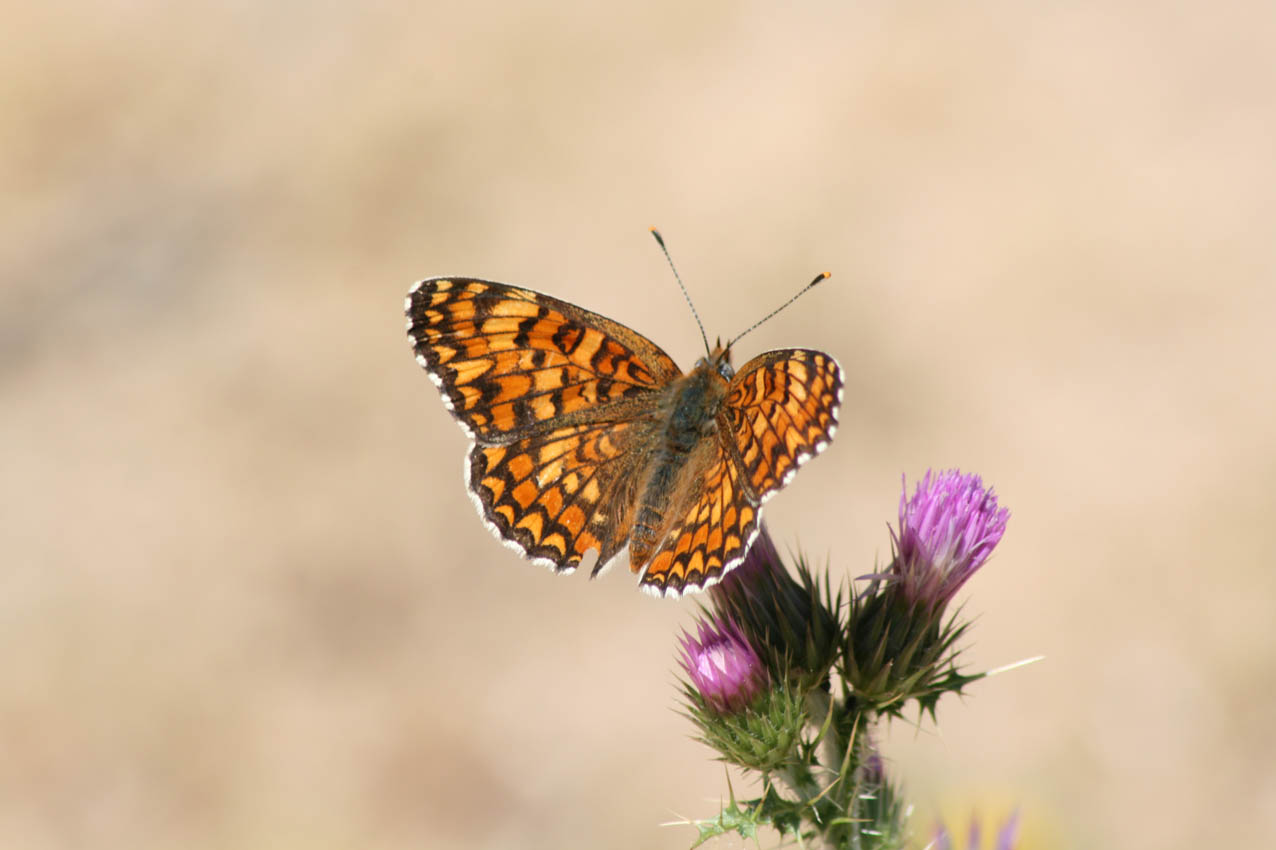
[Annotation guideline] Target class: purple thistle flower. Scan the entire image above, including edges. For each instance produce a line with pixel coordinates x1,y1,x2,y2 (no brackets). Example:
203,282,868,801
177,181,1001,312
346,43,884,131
678,615,769,715
933,810,1020,850
889,469,1010,610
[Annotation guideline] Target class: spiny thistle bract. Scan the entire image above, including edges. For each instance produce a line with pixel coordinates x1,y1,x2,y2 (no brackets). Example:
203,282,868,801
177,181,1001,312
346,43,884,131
708,525,844,694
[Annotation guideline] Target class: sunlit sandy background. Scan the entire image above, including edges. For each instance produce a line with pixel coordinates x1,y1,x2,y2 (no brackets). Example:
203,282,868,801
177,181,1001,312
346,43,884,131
4,2,1274,848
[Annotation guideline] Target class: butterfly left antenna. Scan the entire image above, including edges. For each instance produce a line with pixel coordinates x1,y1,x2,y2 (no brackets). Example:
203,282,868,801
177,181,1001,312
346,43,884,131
650,228,712,358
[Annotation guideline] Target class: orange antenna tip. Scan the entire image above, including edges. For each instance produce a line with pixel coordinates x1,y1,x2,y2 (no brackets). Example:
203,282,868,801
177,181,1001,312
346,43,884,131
727,269,832,348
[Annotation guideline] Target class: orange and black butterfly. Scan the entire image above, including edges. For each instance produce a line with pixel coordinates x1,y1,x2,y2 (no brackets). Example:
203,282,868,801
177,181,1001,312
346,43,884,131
405,237,842,597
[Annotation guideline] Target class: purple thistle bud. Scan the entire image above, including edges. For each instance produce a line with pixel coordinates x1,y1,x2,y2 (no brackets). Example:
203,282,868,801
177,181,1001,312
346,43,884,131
715,521,784,596
678,615,769,715
708,524,843,690
890,470,1010,610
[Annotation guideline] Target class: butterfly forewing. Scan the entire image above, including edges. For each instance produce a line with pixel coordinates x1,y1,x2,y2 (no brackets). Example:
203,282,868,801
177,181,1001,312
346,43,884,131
722,349,843,502
407,278,680,441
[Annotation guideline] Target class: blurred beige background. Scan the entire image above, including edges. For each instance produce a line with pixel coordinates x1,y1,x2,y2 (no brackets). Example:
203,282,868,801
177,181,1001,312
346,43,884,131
4,2,1274,848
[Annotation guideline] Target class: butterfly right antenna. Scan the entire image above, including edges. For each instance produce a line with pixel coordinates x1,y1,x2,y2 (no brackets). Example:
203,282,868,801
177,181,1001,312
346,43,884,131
727,271,830,349
650,228,712,359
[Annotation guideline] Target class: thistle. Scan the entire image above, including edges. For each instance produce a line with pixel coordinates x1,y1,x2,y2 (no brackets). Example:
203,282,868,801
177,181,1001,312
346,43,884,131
843,470,1010,716
675,469,1020,849
888,470,1010,613
678,613,806,773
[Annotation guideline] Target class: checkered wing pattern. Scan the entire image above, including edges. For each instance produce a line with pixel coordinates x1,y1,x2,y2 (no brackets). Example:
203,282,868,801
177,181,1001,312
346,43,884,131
468,419,655,572
722,349,843,503
637,440,759,596
407,278,678,572
406,278,680,442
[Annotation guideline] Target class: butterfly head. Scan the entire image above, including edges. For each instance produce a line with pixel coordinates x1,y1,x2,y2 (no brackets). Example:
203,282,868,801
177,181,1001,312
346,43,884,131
697,338,735,380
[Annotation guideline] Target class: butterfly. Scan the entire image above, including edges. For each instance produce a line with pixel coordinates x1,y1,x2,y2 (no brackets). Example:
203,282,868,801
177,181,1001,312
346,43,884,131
405,257,842,597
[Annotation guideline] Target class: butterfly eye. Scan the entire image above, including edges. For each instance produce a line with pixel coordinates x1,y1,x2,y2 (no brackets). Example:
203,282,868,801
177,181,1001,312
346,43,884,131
717,361,735,380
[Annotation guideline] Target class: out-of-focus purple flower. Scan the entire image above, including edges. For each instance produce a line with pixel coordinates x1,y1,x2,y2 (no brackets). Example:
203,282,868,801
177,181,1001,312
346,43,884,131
860,744,886,786
932,810,1020,850
995,811,1021,850
678,616,769,714
854,728,887,785
890,470,1010,609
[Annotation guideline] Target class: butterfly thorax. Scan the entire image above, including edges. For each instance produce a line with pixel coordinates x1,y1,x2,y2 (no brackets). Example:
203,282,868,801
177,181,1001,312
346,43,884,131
628,350,732,570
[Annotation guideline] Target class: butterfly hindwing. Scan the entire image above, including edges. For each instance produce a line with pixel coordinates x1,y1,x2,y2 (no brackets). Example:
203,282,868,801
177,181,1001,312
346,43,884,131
468,418,654,573
638,439,760,596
